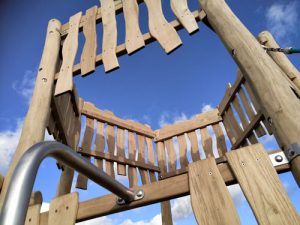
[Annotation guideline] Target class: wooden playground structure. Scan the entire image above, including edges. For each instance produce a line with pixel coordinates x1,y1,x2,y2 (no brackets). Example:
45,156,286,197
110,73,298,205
0,0,300,224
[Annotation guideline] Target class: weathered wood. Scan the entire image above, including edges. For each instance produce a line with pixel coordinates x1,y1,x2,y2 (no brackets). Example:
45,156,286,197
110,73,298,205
48,193,79,225
227,144,299,224
116,128,126,175
164,139,177,173
222,111,236,145
170,0,198,34
81,6,97,76
144,0,182,53
0,174,4,192
39,150,290,222
258,31,300,90
156,109,221,142
123,0,145,54
94,122,105,170
82,102,155,138
55,12,81,96
101,0,119,72
212,123,227,157
128,131,138,187
137,134,149,184
146,137,157,182
200,127,213,158
76,117,95,189
106,124,115,178
161,201,173,225
226,106,243,142
157,141,167,177
187,131,200,161
0,19,61,207
189,158,240,225
177,135,189,168
25,192,43,225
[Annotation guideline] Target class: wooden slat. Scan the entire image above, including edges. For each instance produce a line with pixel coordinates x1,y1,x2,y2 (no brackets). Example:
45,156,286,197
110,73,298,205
226,106,243,141
137,134,149,184
106,124,115,178
144,0,182,53
155,109,221,142
187,131,200,161
55,12,82,96
177,135,189,169
122,0,145,54
170,0,198,34
116,128,126,175
80,6,97,76
222,112,237,145
82,102,155,138
146,137,157,182
48,193,79,225
0,174,4,191
200,127,213,158
40,150,290,222
189,158,240,225
94,122,105,170
157,141,167,178
76,117,95,189
128,131,138,187
25,192,43,225
212,123,227,157
161,201,174,225
101,0,119,72
164,139,177,173
227,144,299,225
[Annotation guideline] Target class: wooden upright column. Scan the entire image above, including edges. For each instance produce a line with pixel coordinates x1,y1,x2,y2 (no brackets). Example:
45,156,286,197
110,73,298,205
198,0,300,186
0,19,62,207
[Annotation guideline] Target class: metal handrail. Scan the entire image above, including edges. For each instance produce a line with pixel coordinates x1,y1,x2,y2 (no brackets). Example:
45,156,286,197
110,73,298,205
0,141,143,225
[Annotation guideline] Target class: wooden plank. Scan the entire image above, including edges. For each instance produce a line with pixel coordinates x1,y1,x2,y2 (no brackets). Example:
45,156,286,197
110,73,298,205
187,131,200,161
146,137,157,182
0,174,4,191
94,122,105,170
144,0,182,53
137,134,149,184
80,6,97,76
128,131,138,187
212,123,227,157
76,117,95,189
161,201,173,225
106,124,115,178
55,12,82,96
82,102,155,138
189,158,240,225
40,150,290,222
25,192,43,225
170,0,198,34
226,106,243,140
164,139,177,173
232,96,248,129
222,112,237,145
155,109,221,142
227,144,299,225
48,193,79,225
0,20,61,208
157,141,167,178
177,135,189,169
101,0,119,72
122,0,145,54
116,128,126,175
200,127,213,158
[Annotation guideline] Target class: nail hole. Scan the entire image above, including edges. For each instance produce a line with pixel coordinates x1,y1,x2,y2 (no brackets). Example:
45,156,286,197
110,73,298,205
39,68,43,71
66,206,69,210
55,209,58,213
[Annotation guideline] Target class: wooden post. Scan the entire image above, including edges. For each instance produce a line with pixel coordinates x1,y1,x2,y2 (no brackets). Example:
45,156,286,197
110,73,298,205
258,31,300,90
161,201,173,225
0,19,62,207
198,0,300,186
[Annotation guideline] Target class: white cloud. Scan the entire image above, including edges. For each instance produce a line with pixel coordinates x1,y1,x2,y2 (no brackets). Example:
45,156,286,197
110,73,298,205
12,70,36,103
77,216,114,225
120,214,162,225
266,1,298,44
40,202,50,213
228,184,246,206
171,196,193,221
201,104,214,113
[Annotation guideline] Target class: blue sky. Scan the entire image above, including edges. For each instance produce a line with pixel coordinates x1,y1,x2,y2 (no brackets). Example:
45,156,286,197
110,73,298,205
0,0,299,224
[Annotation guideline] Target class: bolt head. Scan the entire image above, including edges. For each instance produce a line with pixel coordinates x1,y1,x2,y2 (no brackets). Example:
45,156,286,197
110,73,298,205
275,155,283,162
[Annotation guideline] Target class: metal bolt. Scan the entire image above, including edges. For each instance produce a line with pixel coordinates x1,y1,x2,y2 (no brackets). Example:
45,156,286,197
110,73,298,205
275,155,283,162
208,171,213,176
42,78,47,82
136,190,144,198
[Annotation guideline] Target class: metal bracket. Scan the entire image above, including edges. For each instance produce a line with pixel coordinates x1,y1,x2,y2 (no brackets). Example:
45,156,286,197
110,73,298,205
269,151,289,167
284,143,300,162
116,189,144,205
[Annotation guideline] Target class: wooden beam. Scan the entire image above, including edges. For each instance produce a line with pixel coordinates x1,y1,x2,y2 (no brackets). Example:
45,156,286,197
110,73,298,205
155,109,222,142
77,148,160,172
198,0,300,185
55,9,207,79
0,19,62,207
39,150,289,222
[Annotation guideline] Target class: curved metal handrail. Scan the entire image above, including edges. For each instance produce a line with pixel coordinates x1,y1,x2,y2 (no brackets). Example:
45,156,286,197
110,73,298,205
0,141,142,225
